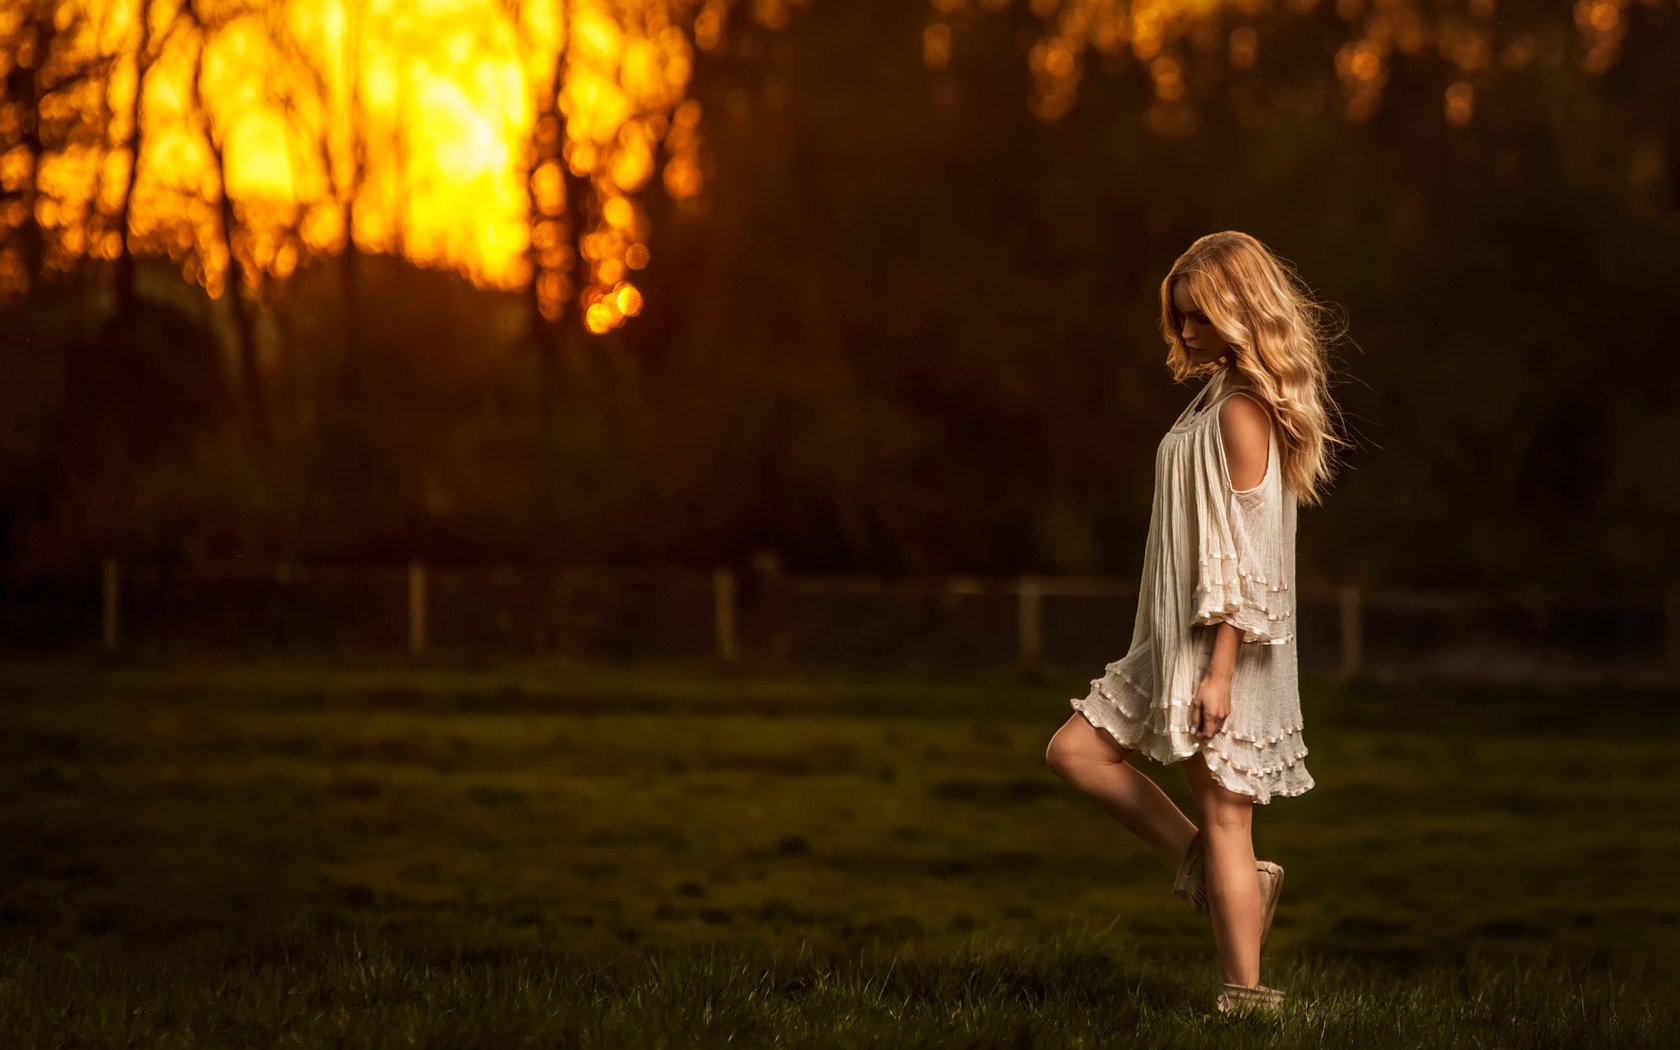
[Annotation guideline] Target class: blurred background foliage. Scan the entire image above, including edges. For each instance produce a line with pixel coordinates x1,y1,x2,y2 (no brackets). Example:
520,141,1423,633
0,0,1676,587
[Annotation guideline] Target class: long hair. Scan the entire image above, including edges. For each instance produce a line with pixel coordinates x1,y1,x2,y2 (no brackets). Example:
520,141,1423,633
1158,231,1351,508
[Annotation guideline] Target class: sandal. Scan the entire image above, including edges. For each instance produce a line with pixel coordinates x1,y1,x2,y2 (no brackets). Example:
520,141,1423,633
1215,981,1285,1018
1171,829,1209,911
1255,860,1285,952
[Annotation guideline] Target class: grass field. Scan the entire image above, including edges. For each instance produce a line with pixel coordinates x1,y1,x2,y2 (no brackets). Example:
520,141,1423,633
1,653,1676,1047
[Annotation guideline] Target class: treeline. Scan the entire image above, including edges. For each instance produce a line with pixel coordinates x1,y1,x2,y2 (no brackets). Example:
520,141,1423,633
1,0,1677,589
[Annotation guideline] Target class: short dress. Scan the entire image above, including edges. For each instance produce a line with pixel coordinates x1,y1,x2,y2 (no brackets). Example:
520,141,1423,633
1069,364,1314,804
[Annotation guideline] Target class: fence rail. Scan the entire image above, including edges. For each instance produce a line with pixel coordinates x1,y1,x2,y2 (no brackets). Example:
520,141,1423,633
2,558,1676,685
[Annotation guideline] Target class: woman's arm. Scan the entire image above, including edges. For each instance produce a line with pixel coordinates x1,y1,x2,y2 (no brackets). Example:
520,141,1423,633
1205,620,1243,683
1196,389,1270,732
1218,393,1271,492
1202,395,1271,691
1193,620,1243,738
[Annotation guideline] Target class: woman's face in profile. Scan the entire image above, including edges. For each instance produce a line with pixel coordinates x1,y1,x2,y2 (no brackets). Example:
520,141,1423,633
1171,279,1233,367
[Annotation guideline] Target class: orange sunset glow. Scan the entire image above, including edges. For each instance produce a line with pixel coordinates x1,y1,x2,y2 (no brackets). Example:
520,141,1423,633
4,0,805,331
2,0,1652,331
928,0,1649,126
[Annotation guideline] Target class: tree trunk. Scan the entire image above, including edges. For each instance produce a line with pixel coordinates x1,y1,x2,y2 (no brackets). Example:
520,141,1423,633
13,8,47,290
210,132,268,451
340,199,360,398
337,1,367,401
114,1,156,318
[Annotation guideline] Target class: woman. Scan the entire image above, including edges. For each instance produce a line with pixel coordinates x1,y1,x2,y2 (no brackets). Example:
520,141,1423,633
1044,231,1347,1018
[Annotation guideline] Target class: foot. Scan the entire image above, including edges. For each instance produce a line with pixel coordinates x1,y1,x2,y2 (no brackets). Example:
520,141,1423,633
1171,829,1209,911
1256,861,1285,952
1215,982,1285,1018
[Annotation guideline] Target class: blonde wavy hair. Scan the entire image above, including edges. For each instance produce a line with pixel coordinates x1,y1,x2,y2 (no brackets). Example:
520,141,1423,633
1158,231,1351,508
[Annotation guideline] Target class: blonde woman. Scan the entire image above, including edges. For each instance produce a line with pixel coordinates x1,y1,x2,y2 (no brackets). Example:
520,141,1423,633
1044,231,1347,1017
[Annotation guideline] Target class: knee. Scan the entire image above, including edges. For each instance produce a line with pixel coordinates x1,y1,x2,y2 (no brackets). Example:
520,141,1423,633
1199,798,1253,834
1044,731,1081,780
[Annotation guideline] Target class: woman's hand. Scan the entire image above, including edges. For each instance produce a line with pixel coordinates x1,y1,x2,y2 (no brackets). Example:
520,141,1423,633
1189,670,1232,740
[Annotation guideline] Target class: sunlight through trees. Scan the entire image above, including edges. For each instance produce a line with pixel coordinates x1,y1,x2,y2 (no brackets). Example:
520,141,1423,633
0,0,806,333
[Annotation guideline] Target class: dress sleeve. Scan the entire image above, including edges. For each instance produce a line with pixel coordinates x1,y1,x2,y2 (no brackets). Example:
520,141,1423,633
1187,403,1293,645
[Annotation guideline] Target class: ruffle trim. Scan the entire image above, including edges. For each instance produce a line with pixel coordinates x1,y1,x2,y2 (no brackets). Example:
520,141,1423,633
1105,662,1304,748
1192,552,1292,645
1069,667,1314,806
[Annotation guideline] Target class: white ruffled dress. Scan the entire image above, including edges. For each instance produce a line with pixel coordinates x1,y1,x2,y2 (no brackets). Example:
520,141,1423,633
1069,365,1314,803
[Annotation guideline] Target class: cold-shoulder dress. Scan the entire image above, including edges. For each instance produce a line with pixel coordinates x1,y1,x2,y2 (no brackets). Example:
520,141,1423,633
1069,364,1314,804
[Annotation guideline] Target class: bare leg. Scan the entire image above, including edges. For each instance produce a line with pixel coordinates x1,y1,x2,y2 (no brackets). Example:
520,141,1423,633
1183,754,1263,986
1045,713,1198,866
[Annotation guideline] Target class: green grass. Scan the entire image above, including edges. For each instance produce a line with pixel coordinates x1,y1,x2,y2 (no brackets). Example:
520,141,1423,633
1,653,1676,1047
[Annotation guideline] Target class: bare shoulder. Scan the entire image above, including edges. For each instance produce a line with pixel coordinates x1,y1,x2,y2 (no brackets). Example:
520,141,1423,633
1217,392,1272,491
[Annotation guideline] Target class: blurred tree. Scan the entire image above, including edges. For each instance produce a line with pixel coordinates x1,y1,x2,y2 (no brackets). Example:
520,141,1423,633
0,1,115,295
183,0,270,452
0,0,1676,588
262,0,376,399
114,1,195,318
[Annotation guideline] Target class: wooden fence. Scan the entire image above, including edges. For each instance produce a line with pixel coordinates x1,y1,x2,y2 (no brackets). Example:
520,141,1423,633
2,557,1676,685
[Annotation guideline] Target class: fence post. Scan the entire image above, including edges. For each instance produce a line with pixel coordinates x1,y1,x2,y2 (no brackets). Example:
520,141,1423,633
1338,584,1362,681
1668,587,1680,678
713,567,738,664
408,560,427,658
102,556,121,650
1018,574,1042,672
